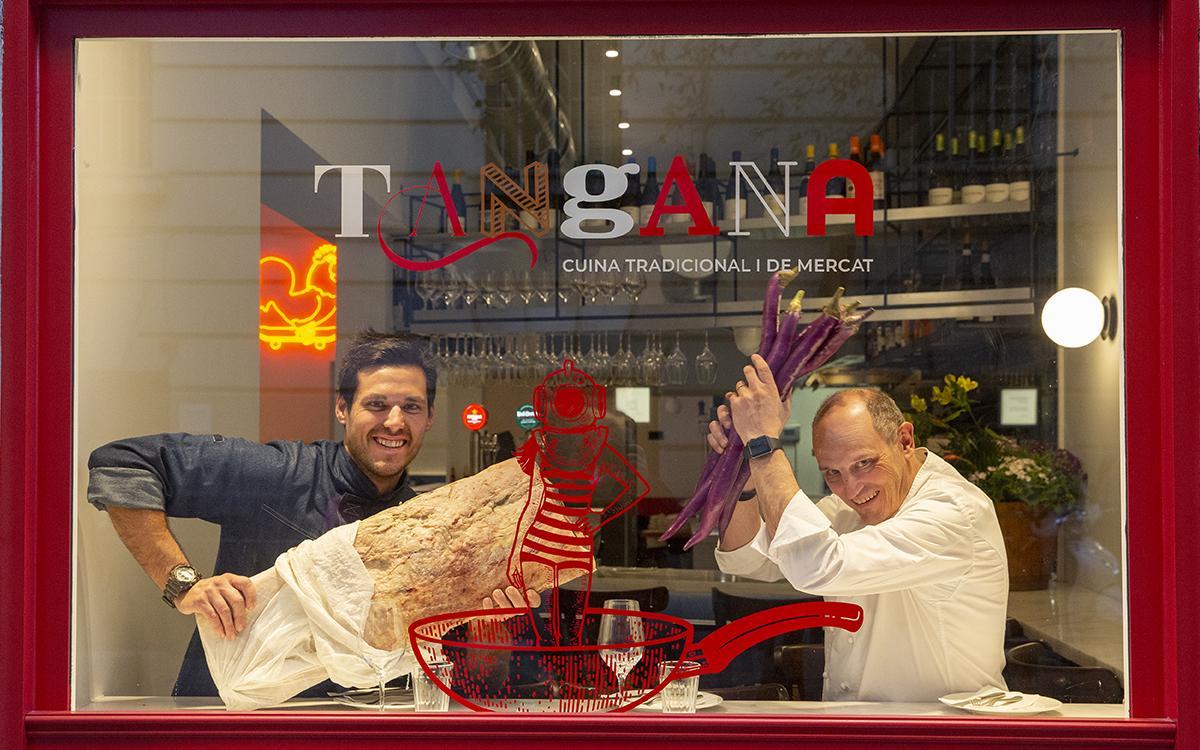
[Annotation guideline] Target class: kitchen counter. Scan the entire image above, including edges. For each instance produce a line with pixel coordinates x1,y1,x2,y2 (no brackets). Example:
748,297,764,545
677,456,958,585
1007,584,1124,679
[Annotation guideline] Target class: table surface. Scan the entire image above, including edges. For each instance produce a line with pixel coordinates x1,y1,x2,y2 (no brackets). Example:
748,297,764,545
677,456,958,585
79,695,1127,718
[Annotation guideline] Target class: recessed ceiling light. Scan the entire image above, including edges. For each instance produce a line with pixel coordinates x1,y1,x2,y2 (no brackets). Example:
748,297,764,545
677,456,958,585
618,122,630,129
621,148,633,156
605,49,619,58
609,88,622,97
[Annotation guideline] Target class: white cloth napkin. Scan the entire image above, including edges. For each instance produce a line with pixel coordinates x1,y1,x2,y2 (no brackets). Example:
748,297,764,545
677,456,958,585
197,522,414,710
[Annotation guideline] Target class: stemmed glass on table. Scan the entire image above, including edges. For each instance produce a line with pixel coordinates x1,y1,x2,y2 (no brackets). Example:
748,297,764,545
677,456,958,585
598,599,644,701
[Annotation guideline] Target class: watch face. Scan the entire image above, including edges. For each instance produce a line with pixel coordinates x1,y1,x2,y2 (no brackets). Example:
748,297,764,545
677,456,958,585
175,567,197,583
749,436,770,456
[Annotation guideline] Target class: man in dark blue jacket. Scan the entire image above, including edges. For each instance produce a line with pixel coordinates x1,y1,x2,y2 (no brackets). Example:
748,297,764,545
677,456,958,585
88,330,480,696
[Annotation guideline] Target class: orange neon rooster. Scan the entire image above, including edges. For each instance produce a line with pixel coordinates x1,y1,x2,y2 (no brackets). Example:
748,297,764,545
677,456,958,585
259,243,337,351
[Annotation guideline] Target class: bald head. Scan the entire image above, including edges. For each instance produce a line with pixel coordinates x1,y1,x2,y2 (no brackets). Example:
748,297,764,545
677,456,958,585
812,388,905,442
811,388,921,525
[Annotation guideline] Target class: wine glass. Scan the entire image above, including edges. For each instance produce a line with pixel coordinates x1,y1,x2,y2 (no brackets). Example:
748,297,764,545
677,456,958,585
695,330,717,385
416,272,437,310
597,599,644,700
517,270,535,306
496,271,516,308
622,271,647,304
614,333,638,386
641,333,665,387
665,332,688,385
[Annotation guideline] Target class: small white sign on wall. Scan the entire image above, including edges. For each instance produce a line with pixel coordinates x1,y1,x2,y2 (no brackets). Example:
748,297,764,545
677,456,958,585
615,387,651,424
1000,388,1038,426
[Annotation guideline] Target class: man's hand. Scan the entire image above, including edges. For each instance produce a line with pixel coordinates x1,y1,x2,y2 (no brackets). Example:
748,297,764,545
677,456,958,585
482,585,541,612
725,354,790,443
176,573,257,641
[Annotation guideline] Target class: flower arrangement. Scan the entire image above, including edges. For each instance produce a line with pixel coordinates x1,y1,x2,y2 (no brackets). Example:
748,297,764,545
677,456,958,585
906,375,1085,514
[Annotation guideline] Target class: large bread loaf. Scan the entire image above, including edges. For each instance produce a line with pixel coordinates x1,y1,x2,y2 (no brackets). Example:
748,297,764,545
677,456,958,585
353,458,589,650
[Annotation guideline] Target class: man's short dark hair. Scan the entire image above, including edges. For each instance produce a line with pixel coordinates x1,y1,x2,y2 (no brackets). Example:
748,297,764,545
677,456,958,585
337,330,437,410
813,388,904,441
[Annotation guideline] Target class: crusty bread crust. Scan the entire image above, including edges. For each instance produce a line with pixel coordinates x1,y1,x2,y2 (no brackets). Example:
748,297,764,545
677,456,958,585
353,458,589,650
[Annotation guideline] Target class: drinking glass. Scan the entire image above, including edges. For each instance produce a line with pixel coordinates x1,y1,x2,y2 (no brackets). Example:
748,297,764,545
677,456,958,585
665,332,688,385
535,271,554,304
517,270,535,305
695,330,717,385
441,271,464,309
657,660,701,713
496,271,515,308
416,272,437,310
641,333,664,386
598,599,644,699
413,661,454,712
622,270,647,304
614,333,638,386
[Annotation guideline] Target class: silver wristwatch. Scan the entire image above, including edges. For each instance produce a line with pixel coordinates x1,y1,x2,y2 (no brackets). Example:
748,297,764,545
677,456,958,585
162,564,200,608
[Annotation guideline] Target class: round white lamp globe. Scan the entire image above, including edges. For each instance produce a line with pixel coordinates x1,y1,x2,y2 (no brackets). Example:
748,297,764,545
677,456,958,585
1041,287,1105,348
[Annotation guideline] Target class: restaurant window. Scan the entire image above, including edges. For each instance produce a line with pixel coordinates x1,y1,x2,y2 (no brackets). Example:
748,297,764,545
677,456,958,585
74,34,1127,716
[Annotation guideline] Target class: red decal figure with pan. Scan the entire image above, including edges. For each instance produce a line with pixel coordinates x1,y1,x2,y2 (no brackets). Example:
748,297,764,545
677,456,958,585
508,359,649,646
406,355,865,713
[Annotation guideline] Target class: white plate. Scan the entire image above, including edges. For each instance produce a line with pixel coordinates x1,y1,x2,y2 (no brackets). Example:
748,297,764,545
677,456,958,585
939,691,1062,716
631,691,724,711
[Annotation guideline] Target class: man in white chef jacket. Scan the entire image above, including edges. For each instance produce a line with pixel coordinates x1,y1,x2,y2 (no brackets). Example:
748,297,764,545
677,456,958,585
711,355,1008,702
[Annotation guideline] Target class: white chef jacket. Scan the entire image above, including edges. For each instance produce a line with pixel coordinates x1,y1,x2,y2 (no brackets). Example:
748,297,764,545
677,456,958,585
714,449,1008,702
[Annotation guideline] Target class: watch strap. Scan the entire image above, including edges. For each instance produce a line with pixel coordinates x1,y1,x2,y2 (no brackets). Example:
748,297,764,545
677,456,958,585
744,435,783,460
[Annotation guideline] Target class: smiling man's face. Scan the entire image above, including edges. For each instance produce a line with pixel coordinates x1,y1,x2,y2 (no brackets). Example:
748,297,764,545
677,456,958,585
812,400,919,526
336,365,433,494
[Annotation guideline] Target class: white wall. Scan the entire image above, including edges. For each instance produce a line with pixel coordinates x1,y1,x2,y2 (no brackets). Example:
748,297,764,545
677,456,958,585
73,39,484,703
1057,33,1124,601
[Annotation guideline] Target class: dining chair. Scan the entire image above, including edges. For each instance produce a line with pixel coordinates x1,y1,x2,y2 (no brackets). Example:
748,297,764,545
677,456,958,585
555,585,671,646
1003,641,1124,703
707,588,823,689
773,643,825,701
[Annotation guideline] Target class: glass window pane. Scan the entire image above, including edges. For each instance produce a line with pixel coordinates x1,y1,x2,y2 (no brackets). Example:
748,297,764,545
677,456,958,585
74,34,1126,717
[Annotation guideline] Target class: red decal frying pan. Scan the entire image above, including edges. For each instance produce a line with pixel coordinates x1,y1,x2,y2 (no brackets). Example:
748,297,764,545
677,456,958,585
409,600,863,712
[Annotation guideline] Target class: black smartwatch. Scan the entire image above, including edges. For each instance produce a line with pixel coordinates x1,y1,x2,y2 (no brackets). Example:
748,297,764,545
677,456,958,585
162,563,200,609
744,434,783,460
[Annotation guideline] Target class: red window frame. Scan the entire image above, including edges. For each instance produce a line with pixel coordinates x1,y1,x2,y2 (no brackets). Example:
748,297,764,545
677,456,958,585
2,1,1196,747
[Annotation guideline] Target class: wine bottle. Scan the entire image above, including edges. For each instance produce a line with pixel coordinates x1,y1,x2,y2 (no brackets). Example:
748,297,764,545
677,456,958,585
961,131,985,204
985,128,1010,202
978,239,998,288
960,230,979,289
619,155,641,226
639,155,660,224
928,133,952,206
450,169,468,227
798,143,816,217
867,134,886,210
1008,125,1031,202
950,135,964,204
766,146,786,219
723,150,747,221
826,143,847,197
846,136,864,199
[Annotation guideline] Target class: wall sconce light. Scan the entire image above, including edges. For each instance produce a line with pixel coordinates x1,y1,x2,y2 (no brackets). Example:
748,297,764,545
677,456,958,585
1040,287,1118,347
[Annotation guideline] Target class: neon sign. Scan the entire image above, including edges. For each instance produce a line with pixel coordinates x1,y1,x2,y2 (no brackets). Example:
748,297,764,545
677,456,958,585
258,242,337,351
